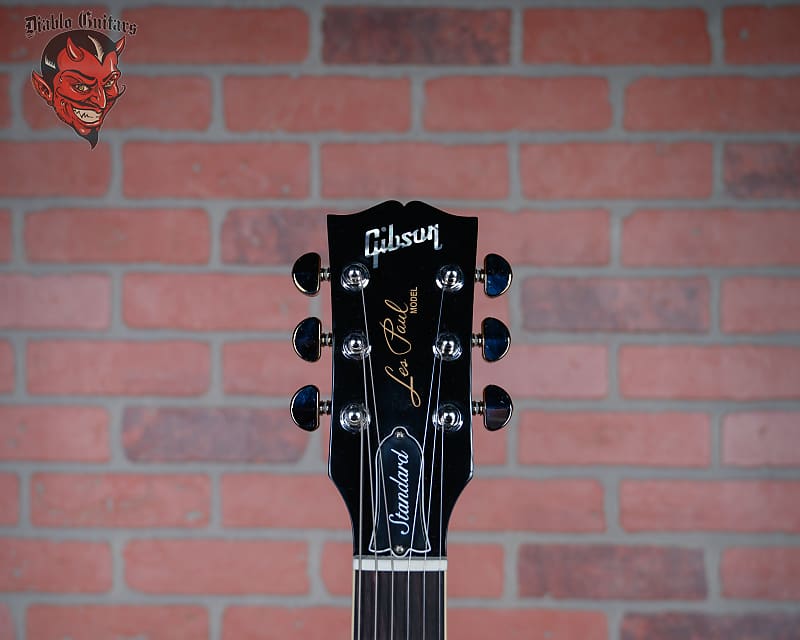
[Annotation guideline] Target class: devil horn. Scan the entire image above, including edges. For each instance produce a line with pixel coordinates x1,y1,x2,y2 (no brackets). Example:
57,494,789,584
114,36,125,55
65,37,84,61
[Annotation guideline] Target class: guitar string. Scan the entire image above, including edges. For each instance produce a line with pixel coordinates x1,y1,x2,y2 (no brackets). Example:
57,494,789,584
424,331,445,640
359,287,395,640
406,286,446,640
437,385,446,640
352,286,378,640
358,349,375,640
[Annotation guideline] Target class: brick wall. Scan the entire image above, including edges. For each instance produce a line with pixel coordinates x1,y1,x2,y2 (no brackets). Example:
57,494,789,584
1,1,799,639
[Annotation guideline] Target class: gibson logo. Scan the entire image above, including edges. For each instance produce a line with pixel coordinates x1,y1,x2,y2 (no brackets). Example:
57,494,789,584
365,224,442,268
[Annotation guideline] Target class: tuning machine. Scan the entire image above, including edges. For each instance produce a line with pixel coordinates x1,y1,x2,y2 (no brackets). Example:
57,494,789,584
290,385,331,432
475,253,512,298
472,317,510,362
292,252,331,296
472,384,513,431
292,317,332,362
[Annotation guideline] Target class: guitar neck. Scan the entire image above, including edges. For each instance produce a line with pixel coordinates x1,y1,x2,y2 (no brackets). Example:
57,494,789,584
352,559,446,640
289,201,513,640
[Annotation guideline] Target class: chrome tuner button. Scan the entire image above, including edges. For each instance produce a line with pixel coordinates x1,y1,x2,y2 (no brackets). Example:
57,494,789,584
341,263,370,292
434,403,464,432
290,385,331,432
433,332,462,361
292,252,330,296
472,384,513,432
342,331,371,360
472,317,511,363
339,403,370,433
436,264,464,292
475,253,512,298
292,317,332,362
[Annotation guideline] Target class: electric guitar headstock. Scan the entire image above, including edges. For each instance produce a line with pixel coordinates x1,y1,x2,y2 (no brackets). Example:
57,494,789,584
290,200,512,561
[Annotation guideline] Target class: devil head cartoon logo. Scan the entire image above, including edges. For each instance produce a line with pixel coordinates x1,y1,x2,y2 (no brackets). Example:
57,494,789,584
31,30,125,148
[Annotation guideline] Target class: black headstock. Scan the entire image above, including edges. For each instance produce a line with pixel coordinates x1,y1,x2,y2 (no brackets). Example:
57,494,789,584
291,200,511,559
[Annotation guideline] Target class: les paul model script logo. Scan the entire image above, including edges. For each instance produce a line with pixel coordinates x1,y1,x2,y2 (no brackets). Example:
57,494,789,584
381,290,421,407
364,223,442,268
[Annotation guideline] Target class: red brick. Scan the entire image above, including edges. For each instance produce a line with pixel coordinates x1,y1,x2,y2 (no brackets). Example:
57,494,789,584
450,609,607,640
474,281,511,330
474,344,607,399
451,478,604,532
520,544,706,600
725,143,800,199
222,474,348,530
0,142,109,196
124,142,309,199
0,538,111,592
122,8,308,63
322,143,508,199
474,209,609,266
125,539,308,594
226,76,410,132
620,345,800,400
0,6,105,61
0,210,10,262
622,612,800,640
425,77,610,131
223,607,349,640
621,480,800,532
519,412,710,467
27,605,208,640
524,9,710,65
0,274,109,329
124,274,306,331
25,76,212,130
123,407,306,463
0,74,9,128
0,340,13,393
0,473,18,525
221,207,610,266
522,277,709,332
723,412,800,467
27,340,209,396
626,77,800,131
0,603,11,640
25,208,210,264
222,208,329,265
722,278,800,333
323,8,509,64
520,143,712,199
473,416,507,466
0,406,109,461
725,6,800,64
322,541,503,598
451,543,505,598
722,547,800,600
31,473,209,528
223,341,329,396
623,209,800,267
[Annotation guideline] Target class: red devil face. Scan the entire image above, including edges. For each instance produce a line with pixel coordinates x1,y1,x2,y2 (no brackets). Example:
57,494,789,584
32,33,125,146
